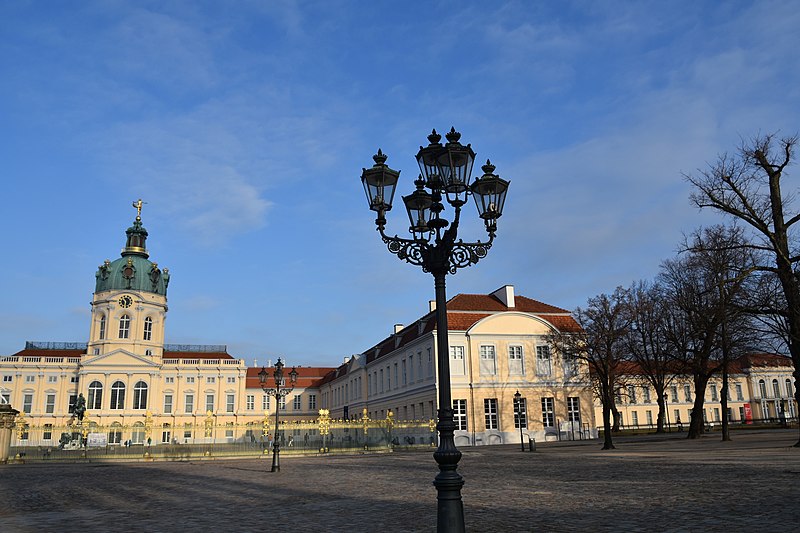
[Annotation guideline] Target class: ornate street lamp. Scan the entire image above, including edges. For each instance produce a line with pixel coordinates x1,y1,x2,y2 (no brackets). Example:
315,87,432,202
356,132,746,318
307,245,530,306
514,390,525,452
258,358,298,473
361,128,510,533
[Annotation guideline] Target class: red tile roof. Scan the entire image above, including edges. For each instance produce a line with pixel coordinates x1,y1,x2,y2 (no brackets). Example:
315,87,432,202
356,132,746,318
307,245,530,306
447,293,570,314
244,366,336,389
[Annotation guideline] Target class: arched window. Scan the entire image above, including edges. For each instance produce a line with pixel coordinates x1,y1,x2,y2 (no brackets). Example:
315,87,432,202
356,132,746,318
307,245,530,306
143,317,153,341
108,422,122,444
88,381,103,410
145,349,152,356
119,314,130,339
773,379,781,398
133,381,148,410
759,379,767,399
99,315,106,340
110,381,126,409
131,422,145,444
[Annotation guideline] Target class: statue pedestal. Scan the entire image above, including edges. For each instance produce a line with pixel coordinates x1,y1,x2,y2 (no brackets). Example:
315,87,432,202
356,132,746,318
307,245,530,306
0,404,20,464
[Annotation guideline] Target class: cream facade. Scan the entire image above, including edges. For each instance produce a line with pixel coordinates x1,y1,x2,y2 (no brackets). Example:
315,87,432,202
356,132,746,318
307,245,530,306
597,353,797,430
318,286,598,445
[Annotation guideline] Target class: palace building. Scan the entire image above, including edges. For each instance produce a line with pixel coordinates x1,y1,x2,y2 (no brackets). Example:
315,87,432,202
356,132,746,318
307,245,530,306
0,203,596,448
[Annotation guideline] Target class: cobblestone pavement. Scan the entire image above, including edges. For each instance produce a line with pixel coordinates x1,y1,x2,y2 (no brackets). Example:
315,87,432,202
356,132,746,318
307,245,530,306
2,429,799,532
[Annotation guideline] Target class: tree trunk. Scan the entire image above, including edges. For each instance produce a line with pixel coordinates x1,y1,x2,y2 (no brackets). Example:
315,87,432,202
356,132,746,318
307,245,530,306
601,398,615,450
687,375,710,439
656,393,666,433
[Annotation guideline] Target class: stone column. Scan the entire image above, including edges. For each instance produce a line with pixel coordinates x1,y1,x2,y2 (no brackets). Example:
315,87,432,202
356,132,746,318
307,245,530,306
0,404,20,464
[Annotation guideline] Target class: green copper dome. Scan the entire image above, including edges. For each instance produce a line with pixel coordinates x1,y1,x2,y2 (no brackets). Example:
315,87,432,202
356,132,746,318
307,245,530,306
94,207,170,296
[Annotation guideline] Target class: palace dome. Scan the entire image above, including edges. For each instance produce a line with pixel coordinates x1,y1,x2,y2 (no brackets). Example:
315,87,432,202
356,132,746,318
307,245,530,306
94,208,170,296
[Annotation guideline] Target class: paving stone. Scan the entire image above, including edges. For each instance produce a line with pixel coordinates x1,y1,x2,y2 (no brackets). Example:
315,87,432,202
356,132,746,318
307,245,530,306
1,429,798,532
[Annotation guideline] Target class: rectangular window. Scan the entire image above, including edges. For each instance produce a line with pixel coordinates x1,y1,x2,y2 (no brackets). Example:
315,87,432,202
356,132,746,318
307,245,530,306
646,410,653,425
402,359,407,385
293,395,302,410
70,376,79,383
714,407,720,421
162,425,171,443
409,354,414,382
25,375,35,383
45,394,56,414
670,385,679,403
2,375,11,382
514,397,527,429
47,375,57,383
309,394,317,410
631,411,639,426
143,318,152,341
185,394,194,414
627,385,637,404
278,396,286,409
509,345,524,375
453,399,467,431
246,395,254,410
68,394,77,414
186,376,195,384
227,377,236,384
710,383,719,401
23,393,33,413
643,387,651,403
184,429,192,439
225,422,234,438
1,392,9,405
683,385,692,402
226,394,235,413
164,394,173,414
484,398,498,430
450,346,466,376
394,363,398,388
118,315,130,339
536,345,552,376
43,424,53,440
206,394,215,412
427,349,433,377
207,377,215,384
262,395,270,411
479,345,497,375
567,397,581,423
541,397,555,427
165,377,174,384
735,383,743,401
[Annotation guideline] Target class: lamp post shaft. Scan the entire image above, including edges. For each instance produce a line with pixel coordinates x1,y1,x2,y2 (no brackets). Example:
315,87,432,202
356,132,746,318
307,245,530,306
431,270,465,533
272,385,281,473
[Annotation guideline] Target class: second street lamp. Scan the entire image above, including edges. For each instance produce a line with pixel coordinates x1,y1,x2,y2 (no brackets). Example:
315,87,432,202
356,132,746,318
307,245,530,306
360,128,510,533
258,358,298,473
514,390,525,452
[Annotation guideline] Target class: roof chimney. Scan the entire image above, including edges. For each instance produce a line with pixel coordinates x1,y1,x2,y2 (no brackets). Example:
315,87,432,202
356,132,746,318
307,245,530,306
394,324,404,334
492,285,515,308
429,300,436,312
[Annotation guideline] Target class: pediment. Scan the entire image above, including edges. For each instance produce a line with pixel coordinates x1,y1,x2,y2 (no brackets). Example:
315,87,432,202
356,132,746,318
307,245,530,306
82,349,160,368
467,312,555,336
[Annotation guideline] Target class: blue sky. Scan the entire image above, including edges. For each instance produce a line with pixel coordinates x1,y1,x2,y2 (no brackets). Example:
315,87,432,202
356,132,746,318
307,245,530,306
1,1,799,367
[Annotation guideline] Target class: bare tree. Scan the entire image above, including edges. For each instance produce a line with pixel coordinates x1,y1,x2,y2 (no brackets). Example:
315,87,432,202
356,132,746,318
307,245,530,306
662,225,756,439
625,279,675,433
687,134,800,445
550,288,630,450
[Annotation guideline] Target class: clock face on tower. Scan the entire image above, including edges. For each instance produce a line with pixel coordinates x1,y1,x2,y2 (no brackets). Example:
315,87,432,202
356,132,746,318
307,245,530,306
118,295,133,308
